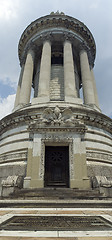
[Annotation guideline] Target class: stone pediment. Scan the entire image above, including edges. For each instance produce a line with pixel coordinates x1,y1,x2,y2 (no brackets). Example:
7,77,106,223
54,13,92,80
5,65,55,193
28,106,87,133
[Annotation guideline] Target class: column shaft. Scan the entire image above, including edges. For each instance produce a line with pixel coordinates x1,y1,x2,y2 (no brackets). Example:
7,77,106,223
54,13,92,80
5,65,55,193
14,64,24,108
80,50,95,105
38,41,51,99
19,48,35,105
64,40,77,100
91,68,100,109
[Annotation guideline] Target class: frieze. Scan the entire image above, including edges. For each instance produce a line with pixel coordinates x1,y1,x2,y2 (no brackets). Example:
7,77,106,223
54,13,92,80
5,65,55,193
18,14,96,63
20,29,94,67
0,107,112,135
42,133,73,142
0,151,27,164
87,152,112,163
28,106,87,133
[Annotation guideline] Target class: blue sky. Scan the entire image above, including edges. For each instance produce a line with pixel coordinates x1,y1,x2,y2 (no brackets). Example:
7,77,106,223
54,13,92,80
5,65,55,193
0,0,112,119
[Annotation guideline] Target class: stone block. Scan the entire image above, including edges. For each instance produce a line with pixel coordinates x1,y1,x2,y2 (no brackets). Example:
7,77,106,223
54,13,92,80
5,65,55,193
23,176,31,188
1,186,15,197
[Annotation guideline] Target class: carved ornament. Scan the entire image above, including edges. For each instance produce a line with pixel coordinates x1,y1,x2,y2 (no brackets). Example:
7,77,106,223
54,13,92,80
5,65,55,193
0,106,112,134
28,106,87,133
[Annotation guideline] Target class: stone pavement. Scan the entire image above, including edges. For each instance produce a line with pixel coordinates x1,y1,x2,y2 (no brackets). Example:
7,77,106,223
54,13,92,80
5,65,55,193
0,205,112,239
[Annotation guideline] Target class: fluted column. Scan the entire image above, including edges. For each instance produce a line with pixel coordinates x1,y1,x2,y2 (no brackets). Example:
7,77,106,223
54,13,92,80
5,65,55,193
64,40,77,100
14,64,24,108
80,49,95,105
91,68,100,109
38,41,51,99
19,48,35,105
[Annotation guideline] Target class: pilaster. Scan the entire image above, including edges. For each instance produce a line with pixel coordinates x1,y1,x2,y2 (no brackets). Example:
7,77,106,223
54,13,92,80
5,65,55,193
70,135,91,189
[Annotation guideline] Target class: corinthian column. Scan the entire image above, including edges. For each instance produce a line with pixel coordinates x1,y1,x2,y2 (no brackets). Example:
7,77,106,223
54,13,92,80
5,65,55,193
38,41,51,100
80,49,95,105
19,47,35,105
64,40,77,101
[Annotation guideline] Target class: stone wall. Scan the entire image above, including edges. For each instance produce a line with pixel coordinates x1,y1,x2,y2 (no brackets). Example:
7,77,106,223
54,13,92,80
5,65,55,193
0,105,112,191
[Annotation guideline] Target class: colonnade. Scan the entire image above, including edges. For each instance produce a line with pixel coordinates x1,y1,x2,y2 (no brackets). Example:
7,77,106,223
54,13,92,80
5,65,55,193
14,40,100,110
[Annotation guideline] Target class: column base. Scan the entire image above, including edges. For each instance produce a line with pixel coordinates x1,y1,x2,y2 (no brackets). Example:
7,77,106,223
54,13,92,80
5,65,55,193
70,178,91,190
65,97,83,104
23,177,31,188
32,96,50,104
23,177,44,188
12,103,30,112
30,179,44,188
85,103,101,112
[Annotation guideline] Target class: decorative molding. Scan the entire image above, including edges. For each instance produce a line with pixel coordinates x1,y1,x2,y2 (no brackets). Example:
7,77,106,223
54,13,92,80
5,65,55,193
20,29,95,67
0,106,112,135
1,175,23,188
18,14,96,64
0,151,27,164
50,11,65,15
79,42,94,67
28,106,87,133
87,151,112,163
92,176,112,188
40,135,74,179
20,42,36,66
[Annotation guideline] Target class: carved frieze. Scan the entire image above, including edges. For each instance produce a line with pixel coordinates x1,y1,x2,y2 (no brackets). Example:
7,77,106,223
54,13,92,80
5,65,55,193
0,106,112,135
28,106,87,133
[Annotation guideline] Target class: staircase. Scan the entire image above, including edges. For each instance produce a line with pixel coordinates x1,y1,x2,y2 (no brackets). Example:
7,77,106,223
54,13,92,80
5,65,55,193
10,187,103,200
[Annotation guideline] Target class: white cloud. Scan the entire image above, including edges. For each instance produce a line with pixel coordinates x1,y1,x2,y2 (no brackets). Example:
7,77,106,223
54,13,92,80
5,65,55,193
0,94,15,120
0,0,112,119
0,0,19,20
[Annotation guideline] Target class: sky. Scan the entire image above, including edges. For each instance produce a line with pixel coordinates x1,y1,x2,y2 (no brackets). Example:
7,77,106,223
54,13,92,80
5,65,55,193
0,0,112,119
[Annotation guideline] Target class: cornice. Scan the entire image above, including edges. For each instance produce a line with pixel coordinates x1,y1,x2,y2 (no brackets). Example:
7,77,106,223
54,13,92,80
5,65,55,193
18,14,96,65
0,106,112,135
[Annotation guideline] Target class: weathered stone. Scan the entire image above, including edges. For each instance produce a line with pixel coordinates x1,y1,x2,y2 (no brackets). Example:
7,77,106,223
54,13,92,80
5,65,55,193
0,12,112,197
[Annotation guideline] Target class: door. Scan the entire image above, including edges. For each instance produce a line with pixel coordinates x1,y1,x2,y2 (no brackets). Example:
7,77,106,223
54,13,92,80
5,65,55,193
44,146,69,187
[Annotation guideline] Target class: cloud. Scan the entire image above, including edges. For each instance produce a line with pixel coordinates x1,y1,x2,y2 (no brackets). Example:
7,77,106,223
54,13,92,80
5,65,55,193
0,0,112,119
0,94,15,120
0,0,19,21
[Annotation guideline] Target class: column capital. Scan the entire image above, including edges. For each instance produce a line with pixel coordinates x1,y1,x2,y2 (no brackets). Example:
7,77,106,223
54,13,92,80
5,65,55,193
79,43,94,68
20,42,36,66
27,42,36,55
63,32,75,43
40,32,53,44
63,39,71,46
79,42,89,53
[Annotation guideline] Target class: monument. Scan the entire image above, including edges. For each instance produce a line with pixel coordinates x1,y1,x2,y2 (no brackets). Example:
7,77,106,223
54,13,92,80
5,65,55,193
0,12,112,197
0,12,112,239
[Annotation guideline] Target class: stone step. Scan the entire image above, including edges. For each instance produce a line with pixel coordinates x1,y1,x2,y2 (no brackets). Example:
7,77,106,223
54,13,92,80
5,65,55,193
10,188,104,200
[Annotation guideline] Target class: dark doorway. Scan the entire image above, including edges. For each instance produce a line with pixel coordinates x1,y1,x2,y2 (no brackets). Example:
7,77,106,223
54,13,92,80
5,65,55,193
44,146,69,187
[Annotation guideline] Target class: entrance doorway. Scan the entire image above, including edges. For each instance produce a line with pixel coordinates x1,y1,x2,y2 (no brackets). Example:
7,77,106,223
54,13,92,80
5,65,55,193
44,146,69,187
